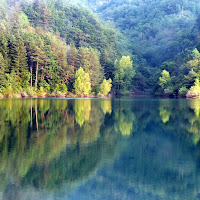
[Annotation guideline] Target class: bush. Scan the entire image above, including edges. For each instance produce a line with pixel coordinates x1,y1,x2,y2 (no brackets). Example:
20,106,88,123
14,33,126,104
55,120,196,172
164,86,174,96
179,86,188,96
3,86,14,97
11,93,22,98
25,87,36,97
59,84,68,93
39,80,50,92
37,87,47,97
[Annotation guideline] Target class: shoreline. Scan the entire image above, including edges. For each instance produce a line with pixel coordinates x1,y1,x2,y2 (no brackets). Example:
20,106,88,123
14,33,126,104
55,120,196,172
0,93,113,99
0,92,197,99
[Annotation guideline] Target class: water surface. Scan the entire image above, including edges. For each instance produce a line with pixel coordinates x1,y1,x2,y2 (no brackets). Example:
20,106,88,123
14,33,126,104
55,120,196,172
0,98,200,200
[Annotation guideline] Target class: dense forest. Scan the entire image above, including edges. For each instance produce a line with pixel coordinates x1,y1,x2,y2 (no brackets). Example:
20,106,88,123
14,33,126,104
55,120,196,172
1,0,200,97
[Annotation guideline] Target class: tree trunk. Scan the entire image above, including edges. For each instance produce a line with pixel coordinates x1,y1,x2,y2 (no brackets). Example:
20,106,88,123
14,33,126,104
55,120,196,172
30,62,33,87
30,99,33,129
35,58,39,88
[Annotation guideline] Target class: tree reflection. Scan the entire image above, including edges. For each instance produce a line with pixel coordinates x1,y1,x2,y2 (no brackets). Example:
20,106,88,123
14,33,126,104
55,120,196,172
74,99,91,127
0,98,117,197
1,98,200,199
158,99,200,144
100,99,112,114
113,100,135,136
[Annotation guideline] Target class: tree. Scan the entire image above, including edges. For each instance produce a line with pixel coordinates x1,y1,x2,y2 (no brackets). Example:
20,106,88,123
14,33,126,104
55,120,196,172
114,56,135,95
0,53,6,88
77,47,103,91
68,45,78,78
159,70,171,88
11,34,29,87
99,78,112,95
28,36,47,89
74,67,91,95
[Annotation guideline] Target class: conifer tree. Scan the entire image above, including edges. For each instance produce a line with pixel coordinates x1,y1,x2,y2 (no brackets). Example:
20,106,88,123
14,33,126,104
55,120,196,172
0,53,6,87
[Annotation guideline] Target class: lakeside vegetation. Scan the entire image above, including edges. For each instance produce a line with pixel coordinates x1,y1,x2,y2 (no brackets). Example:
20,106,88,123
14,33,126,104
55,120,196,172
1,0,200,98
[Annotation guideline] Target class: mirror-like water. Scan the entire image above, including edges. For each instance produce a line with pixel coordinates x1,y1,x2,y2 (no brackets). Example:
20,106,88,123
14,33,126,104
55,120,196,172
0,98,200,200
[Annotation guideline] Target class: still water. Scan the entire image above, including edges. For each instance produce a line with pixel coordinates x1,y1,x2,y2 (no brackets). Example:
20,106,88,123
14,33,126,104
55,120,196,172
0,98,200,200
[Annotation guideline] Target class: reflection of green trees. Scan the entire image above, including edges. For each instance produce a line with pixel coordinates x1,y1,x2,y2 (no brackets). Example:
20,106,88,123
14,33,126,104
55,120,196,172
113,99,135,136
78,100,200,200
0,98,117,195
21,134,116,191
74,99,91,127
87,129,200,200
111,98,200,145
100,99,112,114
2,98,200,199
158,99,200,145
0,99,70,189
160,108,171,123
115,112,134,136
159,100,172,123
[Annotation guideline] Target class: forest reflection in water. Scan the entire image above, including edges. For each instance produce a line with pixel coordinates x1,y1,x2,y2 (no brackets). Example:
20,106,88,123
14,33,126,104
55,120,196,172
0,98,200,199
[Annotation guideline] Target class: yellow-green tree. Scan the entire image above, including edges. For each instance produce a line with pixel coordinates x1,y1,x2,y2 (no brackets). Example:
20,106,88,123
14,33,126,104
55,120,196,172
99,78,112,95
159,70,171,88
74,67,91,95
114,56,135,95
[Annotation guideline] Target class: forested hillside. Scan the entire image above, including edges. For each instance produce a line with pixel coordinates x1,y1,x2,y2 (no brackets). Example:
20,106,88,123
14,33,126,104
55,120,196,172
0,0,118,97
95,0,200,65
92,0,200,97
1,0,200,97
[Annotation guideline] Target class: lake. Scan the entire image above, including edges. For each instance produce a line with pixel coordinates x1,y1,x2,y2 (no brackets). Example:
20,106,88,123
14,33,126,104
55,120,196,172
0,98,200,200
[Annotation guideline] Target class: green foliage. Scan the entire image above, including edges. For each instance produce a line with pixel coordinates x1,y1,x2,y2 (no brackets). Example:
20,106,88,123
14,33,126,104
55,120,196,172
113,56,135,95
74,67,91,95
159,70,171,89
0,1,119,97
99,78,112,96
25,86,36,97
1,0,200,97
19,12,30,26
179,86,188,96
22,0,118,67
95,0,200,67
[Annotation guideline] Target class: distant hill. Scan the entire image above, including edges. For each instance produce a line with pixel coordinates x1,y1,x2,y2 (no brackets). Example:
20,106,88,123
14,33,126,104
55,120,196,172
93,0,200,67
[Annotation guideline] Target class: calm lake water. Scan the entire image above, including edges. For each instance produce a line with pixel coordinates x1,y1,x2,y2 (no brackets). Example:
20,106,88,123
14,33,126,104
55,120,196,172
0,98,200,200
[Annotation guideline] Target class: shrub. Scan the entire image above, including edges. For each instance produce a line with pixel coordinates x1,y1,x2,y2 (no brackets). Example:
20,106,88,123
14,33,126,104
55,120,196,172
179,86,188,96
25,87,36,97
164,86,174,96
